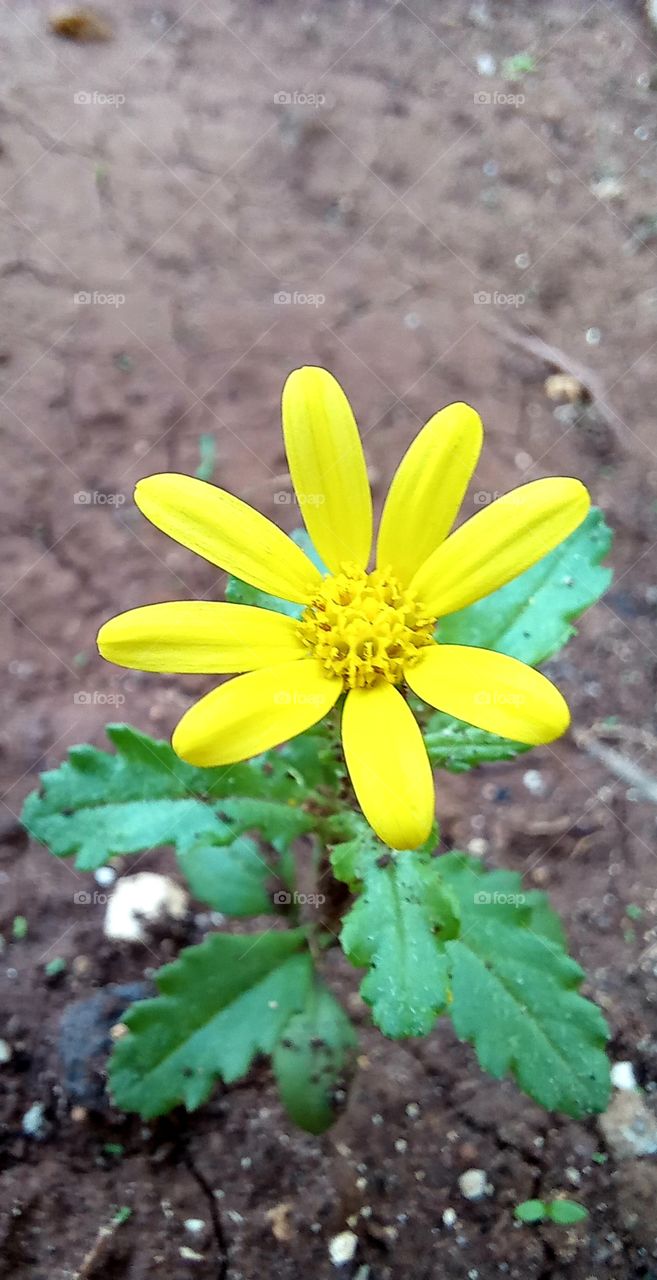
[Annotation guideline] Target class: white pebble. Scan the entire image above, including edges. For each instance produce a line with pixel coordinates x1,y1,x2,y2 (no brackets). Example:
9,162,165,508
610,1060,638,1091
405,1102,420,1119
184,1219,206,1235
0,1039,12,1065
94,865,117,887
329,1231,358,1266
458,1169,490,1201
22,1101,47,1138
476,52,496,76
104,873,189,943
523,769,546,796
442,1207,457,1227
394,1138,408,1153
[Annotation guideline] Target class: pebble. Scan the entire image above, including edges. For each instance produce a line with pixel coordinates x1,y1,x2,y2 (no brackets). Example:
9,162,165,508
522,769,546,796
94,865,117,887
184,1219,206,1235
458,1169,490,1201
442,1207,458,1227
329,1231,358,1266
476,52,496,76
0,1039,12,1065
598,1089,657,1160
22,1101,47,1139
611,1061,638,1091
104,873,189,943
405,1102,420,1119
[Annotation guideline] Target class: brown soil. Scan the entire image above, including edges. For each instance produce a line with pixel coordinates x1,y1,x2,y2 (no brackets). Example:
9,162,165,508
2,0,657,1276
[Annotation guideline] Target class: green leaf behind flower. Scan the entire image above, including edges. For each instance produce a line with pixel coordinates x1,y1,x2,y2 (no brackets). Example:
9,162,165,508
273,981,357,1133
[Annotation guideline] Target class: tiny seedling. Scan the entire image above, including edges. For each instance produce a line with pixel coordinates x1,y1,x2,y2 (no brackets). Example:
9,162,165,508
515,1198,589,1226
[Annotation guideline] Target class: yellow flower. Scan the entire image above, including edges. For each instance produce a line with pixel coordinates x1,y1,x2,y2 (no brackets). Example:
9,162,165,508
98,367,590,851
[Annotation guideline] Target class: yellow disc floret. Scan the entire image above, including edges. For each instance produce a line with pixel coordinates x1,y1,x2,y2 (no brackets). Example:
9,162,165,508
298,564,436,689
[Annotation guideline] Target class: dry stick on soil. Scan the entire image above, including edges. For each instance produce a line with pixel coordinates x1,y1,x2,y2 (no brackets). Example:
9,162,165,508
574,728,657,806
73,1212,129,1280
490,319,625,449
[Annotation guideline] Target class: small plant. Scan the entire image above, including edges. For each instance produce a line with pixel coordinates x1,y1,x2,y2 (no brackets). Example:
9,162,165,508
22,367,613,1133
515,1198,589,1226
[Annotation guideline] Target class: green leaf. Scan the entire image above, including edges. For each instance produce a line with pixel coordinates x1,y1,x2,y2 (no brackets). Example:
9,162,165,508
423,509,612,772
177,835,280,916
21,724,268,872
226,528,327,618
109,929,312,1117
546,1200,588,1225
515,1200,547,1224
337,833,458,1037
273,981,357,1133
438,507,612,663
438,854,610,1118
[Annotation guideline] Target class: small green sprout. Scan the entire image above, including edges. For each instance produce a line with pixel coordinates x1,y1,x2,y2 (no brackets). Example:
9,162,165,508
502,52,536,80
515,1198,588,1226
625,904,643,921
195,434,217,482
103,1143,125,1158
12,915,28,941
44,956,67,977
112,1207,132,1227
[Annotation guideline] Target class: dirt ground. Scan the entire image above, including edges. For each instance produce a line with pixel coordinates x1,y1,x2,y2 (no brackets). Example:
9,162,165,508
2,0,657,1276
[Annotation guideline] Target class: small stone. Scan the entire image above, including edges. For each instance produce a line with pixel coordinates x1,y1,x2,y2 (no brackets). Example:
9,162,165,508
458,1169,490,1201
476,52,496,76
442,1207,458,1227
394,1138,408,1153
565,1166,582,1186
405,1102,420,1118
265,1202,294,1242
329,1230,358,1266
184,1219,206,1235
0,1039,12,1065
544,373,586,404
179,1246,204,1261
598,1089,657,1159
95,866,117,887
611,1061,638,1091
22,1101,48,1139
522,769,546,796
104,873,189,943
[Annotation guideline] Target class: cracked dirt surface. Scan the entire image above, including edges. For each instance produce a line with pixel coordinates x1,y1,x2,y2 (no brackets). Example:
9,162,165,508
2,0,657,1276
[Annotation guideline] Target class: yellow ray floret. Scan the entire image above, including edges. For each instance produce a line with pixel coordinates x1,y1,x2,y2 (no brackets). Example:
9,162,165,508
98,365,592,850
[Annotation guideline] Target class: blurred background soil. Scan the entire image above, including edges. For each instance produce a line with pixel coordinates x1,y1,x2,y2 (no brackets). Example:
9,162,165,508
2,1,657,1276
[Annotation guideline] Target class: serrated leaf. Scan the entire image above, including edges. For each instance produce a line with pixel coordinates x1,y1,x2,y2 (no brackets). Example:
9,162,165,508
273,981,357,1133
21,724,269,872
226,528,327,618
109,929,312,1117
337,835,458,1037
177,835,280,916
423,509,612,772
437,854,610,1117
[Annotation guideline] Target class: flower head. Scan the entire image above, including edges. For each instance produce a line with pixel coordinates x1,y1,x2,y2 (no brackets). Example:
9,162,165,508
98,367,590,850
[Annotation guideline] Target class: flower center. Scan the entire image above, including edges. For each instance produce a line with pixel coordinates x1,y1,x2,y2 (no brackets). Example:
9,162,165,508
298,564,435,689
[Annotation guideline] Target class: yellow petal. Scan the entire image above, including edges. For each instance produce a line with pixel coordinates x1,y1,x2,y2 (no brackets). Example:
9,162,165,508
341,682,434,850
172,659,340,766
97,602,306,673
406,643,570,744
135,473,322,605
281,366,373,574
410,477,590,617
376,402,483,584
